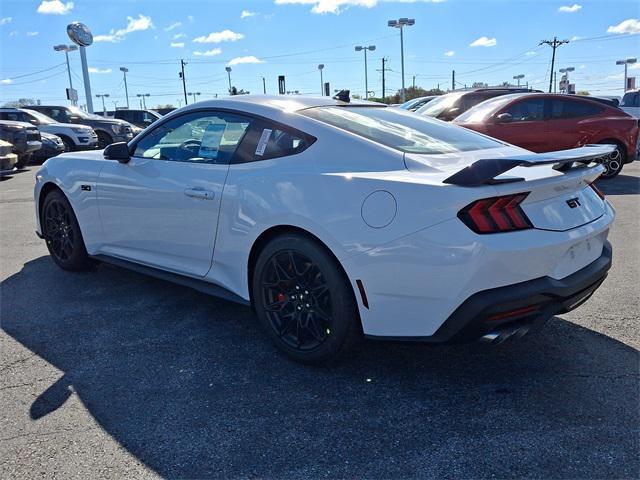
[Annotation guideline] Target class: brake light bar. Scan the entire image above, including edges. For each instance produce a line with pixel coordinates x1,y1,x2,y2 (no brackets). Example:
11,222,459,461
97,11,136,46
458,193,533,234
589,182,605,200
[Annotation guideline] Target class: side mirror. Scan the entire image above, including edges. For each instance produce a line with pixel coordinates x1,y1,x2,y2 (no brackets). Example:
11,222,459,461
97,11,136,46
103,142,130,163
496,112,513,123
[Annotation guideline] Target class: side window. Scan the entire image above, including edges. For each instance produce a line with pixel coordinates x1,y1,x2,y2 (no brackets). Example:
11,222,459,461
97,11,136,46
48,108,70,123
621,92,639,107
0,111,21,121
550,100,603,119
503,99,545,122
233,122,313,163
133,111,251,164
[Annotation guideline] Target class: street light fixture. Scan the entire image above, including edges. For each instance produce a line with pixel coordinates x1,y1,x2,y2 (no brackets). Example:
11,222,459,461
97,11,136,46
559,67,575,93
225,66,232,94
318,64,325,96
53,44,78,105
188,92,201,103
388,17,415,103
354,45,375,99
136,93,150,109
513,74,525,86
119,67,129,108
95,93,110,113
616,58,637,92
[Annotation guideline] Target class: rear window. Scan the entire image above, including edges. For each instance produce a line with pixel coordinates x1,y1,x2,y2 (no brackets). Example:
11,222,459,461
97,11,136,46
550,99,603,119
300,106,502,154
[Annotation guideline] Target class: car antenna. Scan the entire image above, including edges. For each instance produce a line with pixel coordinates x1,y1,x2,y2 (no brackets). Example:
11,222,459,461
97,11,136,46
333,90,350,103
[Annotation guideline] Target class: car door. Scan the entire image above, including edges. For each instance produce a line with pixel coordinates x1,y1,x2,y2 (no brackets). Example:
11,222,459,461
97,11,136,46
96,110,252,277
485,97,548,152
547,98,604,151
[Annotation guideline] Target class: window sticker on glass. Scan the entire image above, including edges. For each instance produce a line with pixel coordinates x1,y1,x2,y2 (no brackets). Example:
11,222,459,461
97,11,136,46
199,123,227,159
255,128,273,156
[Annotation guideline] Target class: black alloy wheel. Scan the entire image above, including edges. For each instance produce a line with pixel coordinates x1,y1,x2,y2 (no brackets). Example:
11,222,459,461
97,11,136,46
253,233,360,364
261,250,333,351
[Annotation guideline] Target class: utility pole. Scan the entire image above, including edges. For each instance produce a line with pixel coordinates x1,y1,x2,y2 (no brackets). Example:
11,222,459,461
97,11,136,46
318,64,324,95
180,59,188,105
452,70,455,91
540,37,569,93
377,57,389,100
412,75,416,89
262,76,266,94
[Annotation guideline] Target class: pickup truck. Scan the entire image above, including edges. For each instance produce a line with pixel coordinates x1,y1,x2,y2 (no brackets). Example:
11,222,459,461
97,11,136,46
0,120,42,168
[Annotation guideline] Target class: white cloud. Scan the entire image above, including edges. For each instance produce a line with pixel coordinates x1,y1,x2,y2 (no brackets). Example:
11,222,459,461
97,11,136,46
165,21,182,31
9,30,17,37
173,33,187,39
607,18,640,35
170,42,185,48
0,17,12,26
274,0,445,14
558,4,581,13
193,48,222,56
630,63,640,70
241,10,258,18
470,36,497,47
525,50,537,56
187,15,194,22
228,55,264,66
94,14,154,43
1,78,12,84
26,31,39,36
36,0,74,15
193,29,244,43
444,50,455,57
606,73,624,80
579,64,586,69
88,67,112,74
570,35,581,41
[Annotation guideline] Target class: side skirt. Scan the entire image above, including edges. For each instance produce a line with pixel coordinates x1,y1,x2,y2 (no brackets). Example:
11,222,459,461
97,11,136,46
91,254,251,307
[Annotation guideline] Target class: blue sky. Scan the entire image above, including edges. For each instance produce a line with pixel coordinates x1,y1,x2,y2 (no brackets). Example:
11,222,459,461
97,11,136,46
0,0,638,108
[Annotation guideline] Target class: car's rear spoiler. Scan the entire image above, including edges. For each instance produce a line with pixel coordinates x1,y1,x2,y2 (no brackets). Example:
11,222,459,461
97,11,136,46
443,144,615,186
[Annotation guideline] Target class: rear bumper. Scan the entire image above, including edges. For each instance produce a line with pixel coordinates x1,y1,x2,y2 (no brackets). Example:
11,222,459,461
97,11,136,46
367,242,612,343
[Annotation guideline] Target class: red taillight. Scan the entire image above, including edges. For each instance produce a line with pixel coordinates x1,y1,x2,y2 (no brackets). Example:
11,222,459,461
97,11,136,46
589,182,605,200
459,193,533,234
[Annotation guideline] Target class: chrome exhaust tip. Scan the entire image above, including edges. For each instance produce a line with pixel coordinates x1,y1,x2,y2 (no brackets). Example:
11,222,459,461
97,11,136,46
480,325,530,345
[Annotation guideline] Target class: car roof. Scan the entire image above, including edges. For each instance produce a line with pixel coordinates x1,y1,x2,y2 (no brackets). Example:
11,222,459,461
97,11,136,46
179,95,383,112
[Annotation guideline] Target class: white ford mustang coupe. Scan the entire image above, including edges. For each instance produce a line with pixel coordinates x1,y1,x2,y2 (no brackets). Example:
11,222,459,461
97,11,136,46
34,95,615,363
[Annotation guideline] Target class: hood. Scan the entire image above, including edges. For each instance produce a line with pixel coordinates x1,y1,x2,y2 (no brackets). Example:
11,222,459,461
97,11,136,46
47,122,93,130
40,132,63,141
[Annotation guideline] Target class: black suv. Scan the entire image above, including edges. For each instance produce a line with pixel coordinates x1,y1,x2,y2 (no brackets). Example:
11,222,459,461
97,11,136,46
0,120,42,168
103,109,162,129
417,87,542,121
29,105,135,148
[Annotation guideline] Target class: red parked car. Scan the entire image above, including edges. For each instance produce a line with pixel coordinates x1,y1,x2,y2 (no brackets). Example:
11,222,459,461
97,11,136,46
453,93,638,178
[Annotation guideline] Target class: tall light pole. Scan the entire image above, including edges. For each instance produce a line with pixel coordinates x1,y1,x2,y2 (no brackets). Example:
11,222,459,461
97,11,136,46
53,44,78,105
559,67,575,93
513,74,524,86
355,45,375,99
388,17,415,103
225,66,232,94
188,92,201,103
95,93,109,113
616,58,637,92
136,93,150,109
318,64,324,96
119,67,129,108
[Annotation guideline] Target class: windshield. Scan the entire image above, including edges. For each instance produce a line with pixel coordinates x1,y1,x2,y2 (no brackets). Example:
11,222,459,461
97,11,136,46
416,91,465,117
300,106,502,154
23,109,56,125
454,95,519,123
68,106,103,120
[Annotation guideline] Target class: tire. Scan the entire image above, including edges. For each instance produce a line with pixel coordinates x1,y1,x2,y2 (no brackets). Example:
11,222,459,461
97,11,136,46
96,131,113,149
252,233,360,364
42,190,95,271
599,143,625,179
59,136,75,152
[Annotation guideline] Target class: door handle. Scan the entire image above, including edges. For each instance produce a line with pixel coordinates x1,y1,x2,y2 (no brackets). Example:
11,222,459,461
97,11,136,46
184,188,214,200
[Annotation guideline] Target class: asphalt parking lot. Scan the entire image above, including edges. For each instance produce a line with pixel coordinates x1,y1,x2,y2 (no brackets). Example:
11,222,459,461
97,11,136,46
1,163,638,479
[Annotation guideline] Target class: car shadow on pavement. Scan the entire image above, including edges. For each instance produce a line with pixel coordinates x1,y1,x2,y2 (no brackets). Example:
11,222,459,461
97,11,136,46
2,256,639,479
596,173,640,196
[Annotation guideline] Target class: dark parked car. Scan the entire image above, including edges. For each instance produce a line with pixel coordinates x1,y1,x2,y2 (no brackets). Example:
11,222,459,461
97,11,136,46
28,105,135,148
453,93,638,178
0,120,41,168
106,109,162,129
416,87,541,121
32,132,66,162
